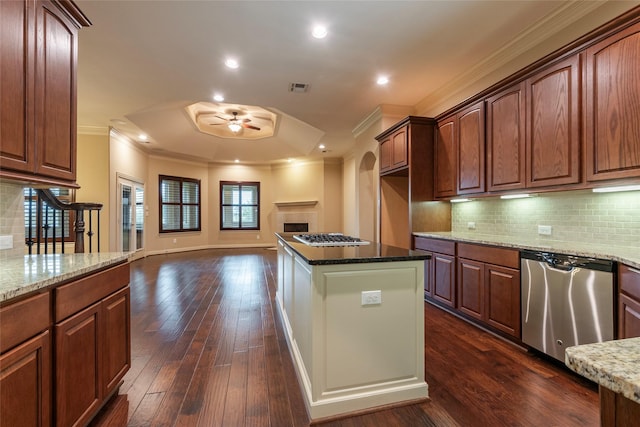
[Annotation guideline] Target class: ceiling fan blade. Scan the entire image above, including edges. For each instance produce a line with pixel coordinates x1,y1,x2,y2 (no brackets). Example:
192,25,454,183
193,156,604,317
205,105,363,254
243,124,261,131
242,118,251,123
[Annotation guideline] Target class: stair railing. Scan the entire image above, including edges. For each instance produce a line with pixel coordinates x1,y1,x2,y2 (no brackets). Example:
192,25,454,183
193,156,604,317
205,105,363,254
26,189,103,254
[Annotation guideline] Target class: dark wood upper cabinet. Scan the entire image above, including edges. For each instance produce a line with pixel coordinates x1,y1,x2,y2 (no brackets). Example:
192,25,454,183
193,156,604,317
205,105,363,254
434,115,457,198
585,20,640,182
0,0,90,186
379,127,408,174
486,83,526,192
525,55,581,188
457,101,485,194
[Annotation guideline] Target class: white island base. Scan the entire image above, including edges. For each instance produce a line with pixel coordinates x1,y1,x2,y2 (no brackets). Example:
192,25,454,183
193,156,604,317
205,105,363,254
276,239,428,421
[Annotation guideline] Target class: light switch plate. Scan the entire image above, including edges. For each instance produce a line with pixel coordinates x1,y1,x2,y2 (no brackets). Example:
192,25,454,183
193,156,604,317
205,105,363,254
0,235,13,250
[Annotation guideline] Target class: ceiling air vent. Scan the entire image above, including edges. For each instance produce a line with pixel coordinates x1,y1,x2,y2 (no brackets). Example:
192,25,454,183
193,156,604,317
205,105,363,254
289,82,310,93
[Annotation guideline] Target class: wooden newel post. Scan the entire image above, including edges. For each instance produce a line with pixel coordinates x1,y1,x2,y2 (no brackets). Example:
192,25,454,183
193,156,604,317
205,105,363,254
74,208,85,253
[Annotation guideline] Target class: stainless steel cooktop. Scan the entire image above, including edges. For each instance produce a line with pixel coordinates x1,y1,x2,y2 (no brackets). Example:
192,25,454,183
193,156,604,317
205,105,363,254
293,233,370,247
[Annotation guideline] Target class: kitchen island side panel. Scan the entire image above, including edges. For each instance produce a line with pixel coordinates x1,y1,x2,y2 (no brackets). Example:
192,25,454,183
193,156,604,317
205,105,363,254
276,237,428,420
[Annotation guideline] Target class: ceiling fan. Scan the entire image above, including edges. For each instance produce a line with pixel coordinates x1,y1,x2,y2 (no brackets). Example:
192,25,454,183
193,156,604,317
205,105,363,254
210,111,261,132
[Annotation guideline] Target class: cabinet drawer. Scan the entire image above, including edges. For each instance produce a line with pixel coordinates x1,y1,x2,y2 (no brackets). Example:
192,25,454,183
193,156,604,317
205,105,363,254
457,243,519,269
414,237,455,256
0,292,50,354
55,262,130,321
620,264,640,300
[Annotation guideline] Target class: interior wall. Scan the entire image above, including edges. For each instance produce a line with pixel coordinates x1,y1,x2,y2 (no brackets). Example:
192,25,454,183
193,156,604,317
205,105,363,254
0,181,25,259
358,152,377,241
77,133,110,252
208,162,274,246
109,132,149,252
146,156,210,254
323,159,343,233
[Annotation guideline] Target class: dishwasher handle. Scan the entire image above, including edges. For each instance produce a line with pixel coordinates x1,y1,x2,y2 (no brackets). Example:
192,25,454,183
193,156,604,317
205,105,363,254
521,250,614,272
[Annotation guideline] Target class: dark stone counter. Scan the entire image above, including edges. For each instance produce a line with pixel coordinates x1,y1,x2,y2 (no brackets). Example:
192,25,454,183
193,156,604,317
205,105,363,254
275,233,430,265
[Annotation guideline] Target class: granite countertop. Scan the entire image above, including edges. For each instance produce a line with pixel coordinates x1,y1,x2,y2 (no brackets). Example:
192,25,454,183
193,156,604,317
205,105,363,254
0,252,130,303
565,338,640,404
413,231,640,269
276,233,429,265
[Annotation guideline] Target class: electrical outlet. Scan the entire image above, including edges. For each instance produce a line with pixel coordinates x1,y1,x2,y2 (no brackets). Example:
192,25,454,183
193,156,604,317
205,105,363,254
256,234,261,239
172,238,177,244
361,290,382,306
467,222,476,230
538,225,552,236
0,235,13,250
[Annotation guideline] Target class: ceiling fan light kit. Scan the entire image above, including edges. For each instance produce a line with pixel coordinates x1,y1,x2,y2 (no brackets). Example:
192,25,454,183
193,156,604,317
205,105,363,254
185,102,278,140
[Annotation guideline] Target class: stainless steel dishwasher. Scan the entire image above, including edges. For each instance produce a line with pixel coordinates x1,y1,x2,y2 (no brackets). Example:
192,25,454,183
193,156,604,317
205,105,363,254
520,250,615,362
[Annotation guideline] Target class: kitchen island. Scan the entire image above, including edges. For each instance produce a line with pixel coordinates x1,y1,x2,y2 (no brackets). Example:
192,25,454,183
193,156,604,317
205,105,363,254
566,338,640,426
275,233,430,421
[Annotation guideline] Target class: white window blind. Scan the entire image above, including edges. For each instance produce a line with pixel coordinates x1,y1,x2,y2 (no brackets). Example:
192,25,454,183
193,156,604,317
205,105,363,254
159,175,201,232
220,181,260,230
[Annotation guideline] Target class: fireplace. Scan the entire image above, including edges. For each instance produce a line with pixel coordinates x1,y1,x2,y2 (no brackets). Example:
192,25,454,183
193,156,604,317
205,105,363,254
284,223,309,233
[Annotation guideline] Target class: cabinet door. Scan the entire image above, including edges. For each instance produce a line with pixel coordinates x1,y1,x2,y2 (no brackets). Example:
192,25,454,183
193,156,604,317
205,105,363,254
432,253,456,308
0,330,51,427
619,294,640,339
457,258,484,320
0,0,33,173
424,256,433,298
379,137,392,172
486,83,526,191
102,286,131,397
390,127,408,170
33,0,79,181
457,102,485,194
56,302,102,427
485,264,521,337
585,22,640,182
526,55,581,188
435,116,457,198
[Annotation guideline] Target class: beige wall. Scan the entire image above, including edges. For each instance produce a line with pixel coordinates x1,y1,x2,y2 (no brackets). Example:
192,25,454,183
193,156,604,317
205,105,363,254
77,133,110,252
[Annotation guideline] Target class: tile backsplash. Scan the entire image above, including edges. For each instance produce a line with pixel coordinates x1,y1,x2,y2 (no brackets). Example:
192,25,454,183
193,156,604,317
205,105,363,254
452,189,640,247
0,181,25,259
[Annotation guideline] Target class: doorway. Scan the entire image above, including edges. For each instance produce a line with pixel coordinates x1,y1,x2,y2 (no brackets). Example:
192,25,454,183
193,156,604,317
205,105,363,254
117,176,145,254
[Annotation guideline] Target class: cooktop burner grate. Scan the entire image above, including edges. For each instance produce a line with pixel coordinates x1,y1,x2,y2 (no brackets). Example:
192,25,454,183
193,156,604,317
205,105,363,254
293,233,370,247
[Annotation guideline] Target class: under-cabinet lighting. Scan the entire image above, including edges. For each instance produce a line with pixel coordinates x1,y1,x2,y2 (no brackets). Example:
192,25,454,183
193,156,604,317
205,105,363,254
592,185,640,193
500,194,532,200
450,198,472,203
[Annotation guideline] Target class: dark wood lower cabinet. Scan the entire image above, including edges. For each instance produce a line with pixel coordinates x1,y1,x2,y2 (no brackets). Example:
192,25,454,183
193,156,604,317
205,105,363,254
0,262,130,427
485,264,520,337
600,386,640,427
55,303,102,427
102,287,131,397
0,330,51,427
619,293,640,339
457,258,484,320
432,253,456,308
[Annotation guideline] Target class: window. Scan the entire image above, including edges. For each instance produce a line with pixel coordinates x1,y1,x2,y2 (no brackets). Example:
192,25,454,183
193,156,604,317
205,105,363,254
24,187,75,244
220,181,260,230
159,175,201,233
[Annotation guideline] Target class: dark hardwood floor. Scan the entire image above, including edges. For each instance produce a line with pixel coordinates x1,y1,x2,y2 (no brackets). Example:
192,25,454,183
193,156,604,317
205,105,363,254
91,248,599,427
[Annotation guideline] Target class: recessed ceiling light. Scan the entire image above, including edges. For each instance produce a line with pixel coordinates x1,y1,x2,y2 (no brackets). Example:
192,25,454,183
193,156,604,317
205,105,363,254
318,144,326,150
138,134,148,141
377,76,389,85
234,159,240,163
213,93,224,102
225,58,239,69
287,158,293,163
312,25,327,39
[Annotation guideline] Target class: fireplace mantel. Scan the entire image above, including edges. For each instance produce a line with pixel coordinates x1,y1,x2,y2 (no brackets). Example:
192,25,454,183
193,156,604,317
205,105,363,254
274,200,318,207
